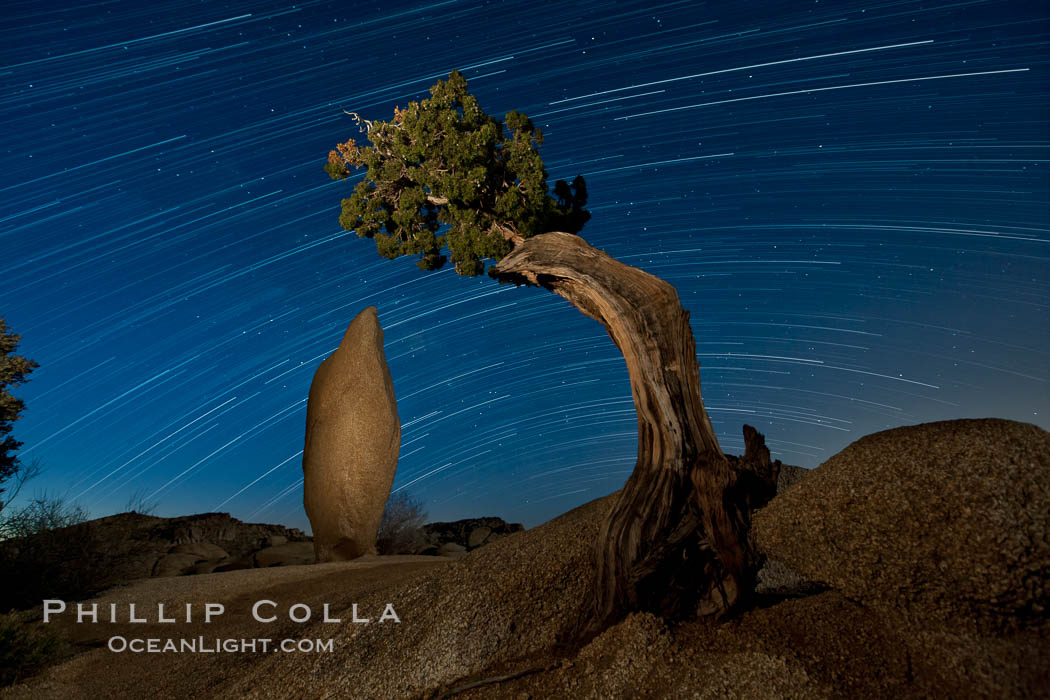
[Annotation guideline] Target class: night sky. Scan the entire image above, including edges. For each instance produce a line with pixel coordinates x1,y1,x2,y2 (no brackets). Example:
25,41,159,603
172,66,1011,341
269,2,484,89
2,0,1047,532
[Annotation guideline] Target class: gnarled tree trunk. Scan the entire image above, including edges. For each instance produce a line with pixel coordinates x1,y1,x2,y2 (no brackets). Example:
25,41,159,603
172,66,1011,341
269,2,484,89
493,232,779,633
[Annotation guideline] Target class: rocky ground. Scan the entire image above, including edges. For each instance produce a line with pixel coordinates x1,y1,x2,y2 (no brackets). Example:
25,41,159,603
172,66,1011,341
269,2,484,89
2,556,451,699
0,506,525,611
4,418,1048,699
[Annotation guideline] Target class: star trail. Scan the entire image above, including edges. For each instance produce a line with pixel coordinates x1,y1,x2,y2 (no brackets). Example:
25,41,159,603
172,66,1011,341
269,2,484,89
2,0,1047,531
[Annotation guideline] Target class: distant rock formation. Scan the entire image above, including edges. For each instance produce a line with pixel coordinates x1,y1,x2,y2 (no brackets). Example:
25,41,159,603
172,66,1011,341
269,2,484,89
754,418,1050,632
302,306,401,562
62,511,305,573
0,510,310,609
419,517,524,556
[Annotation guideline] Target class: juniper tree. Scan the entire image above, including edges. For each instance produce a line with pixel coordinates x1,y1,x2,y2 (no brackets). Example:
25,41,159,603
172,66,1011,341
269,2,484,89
325,71,779,635
325,72,589,276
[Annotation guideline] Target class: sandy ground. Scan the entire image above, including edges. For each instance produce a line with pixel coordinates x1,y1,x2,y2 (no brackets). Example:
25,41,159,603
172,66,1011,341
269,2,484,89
3,556,450,699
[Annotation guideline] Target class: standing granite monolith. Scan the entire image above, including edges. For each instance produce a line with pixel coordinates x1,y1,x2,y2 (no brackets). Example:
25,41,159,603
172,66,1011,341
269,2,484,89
302,306,400,562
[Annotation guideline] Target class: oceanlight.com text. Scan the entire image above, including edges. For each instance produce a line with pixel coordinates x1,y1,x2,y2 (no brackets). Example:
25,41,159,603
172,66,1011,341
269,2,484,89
106,636,335,653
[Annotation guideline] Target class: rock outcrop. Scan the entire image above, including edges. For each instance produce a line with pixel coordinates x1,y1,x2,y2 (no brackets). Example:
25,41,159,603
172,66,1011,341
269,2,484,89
420,517,524,554
253,541,316,568
7,424,1049,699
753,463,819,596
753,418,1050,631
152,553,203,578
0,511,309,609
302,306,401,562
241,494,608,699
221,433,1048,699
169,542,229,560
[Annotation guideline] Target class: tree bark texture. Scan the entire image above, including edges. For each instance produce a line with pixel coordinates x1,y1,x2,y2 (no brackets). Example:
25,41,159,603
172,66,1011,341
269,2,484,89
493,232,780,632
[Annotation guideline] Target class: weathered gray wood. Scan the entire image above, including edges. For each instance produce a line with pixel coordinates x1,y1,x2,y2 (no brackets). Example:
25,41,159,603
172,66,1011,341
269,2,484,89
494,232,778,630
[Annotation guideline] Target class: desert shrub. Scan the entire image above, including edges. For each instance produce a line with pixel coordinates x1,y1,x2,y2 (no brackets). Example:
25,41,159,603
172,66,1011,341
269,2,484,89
376,491,428,555
0,491,88,540
122,488,159,516
0,319,39,518
0,494,113,612
0,526,116,612
0,610,63,687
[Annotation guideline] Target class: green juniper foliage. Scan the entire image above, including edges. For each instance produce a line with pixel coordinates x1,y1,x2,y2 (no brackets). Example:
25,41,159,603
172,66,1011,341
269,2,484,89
326,70,590,276
0,319,37,508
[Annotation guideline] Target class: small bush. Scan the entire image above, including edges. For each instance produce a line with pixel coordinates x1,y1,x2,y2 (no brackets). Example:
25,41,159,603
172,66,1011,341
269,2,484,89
0,611,63,687
0,493,110,612
0,524,117,612
376,491,428,555
122,488,159,516
0,491,88,540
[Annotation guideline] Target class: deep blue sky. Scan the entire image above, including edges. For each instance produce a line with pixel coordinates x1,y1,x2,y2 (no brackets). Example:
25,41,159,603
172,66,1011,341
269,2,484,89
2,0,1047,531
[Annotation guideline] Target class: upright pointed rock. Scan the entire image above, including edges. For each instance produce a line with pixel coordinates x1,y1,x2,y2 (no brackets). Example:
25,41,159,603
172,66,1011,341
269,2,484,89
302,306,400,561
